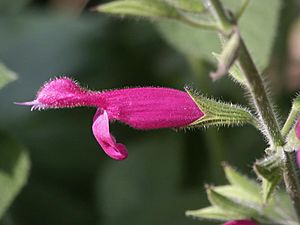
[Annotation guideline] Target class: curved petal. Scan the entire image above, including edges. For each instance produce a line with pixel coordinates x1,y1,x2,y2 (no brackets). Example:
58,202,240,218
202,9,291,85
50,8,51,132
92,110,128,160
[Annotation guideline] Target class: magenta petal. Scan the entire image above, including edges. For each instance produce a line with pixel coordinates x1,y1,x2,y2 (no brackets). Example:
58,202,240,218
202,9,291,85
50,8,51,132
296,119,300,139
92,110,128,160
222,220,260,225
101,87,204,129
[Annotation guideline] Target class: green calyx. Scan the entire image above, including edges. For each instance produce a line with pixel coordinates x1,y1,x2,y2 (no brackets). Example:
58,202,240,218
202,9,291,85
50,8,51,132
254,153,283,203
185,87,258,129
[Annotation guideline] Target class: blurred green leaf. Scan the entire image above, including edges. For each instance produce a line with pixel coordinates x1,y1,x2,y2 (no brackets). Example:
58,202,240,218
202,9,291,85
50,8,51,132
0,132,30,219
0,0,30,14
11,181,95,225
157,0,281,71
223,164,261,202
207,187,261,218
214,185,260,204
186,206,238,221
95,0,180,20
224,0,281,71
0,63,17,90
163,0,204,13
157,21,220,61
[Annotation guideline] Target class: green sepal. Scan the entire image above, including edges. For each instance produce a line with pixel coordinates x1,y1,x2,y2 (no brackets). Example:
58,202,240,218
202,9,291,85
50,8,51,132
222,164,261,203
254,154,283,203
185,87,258,128
186,206,240,221
0,63,17,90
214,185,260,204
206,186,262,219
210,30,241,81
94,0,180,20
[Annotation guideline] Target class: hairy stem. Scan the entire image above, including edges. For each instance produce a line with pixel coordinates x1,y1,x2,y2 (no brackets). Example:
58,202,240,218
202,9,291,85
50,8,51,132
238,40,284,147
204,0,300,220
283,150,300,221
204,0,284,147
282,106,299,139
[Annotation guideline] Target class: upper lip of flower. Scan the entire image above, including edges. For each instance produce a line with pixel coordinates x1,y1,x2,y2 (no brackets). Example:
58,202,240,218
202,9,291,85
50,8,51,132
16,77,203,160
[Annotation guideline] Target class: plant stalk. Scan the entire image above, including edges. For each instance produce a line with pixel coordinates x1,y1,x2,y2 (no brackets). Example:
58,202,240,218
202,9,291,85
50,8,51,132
204,0,300,220
238,40,284,147
204,0,284,147
283,150,300,221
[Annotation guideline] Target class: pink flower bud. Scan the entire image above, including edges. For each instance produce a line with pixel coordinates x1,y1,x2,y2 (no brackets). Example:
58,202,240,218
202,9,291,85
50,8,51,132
222,220,260,225
16,77,204,160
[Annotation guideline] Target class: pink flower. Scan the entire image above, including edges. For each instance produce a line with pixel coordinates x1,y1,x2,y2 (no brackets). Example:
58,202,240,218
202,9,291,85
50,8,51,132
222,220,260,225
16,77,204,160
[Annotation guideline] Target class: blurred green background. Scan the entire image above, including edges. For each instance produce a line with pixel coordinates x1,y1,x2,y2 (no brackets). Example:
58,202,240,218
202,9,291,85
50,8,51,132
0,0,300,225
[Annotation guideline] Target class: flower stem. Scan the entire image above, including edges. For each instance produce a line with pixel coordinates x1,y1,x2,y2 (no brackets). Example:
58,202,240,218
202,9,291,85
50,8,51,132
204,0,284,147
238,40,284,147
204,0,300,220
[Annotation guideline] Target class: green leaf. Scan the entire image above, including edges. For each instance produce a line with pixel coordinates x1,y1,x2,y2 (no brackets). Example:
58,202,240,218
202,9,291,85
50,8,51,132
214,185,260,204
224,0,281,71
186,206,238,221
156,21,220,61
223,164,261,202
0,63,17,90
254,154,282,203
95,0,180,20
0,132,30,219
206,187,261,219
185,88,257,128
157,0,281,71
163,0,204,13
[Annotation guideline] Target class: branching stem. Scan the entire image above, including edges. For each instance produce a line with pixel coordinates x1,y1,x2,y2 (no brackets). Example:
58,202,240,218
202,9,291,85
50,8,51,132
204,0,300,221
204,0,284,147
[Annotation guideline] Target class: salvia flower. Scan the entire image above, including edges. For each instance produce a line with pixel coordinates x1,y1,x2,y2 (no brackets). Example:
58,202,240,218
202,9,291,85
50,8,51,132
222,220,260,225
16,77,204,160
